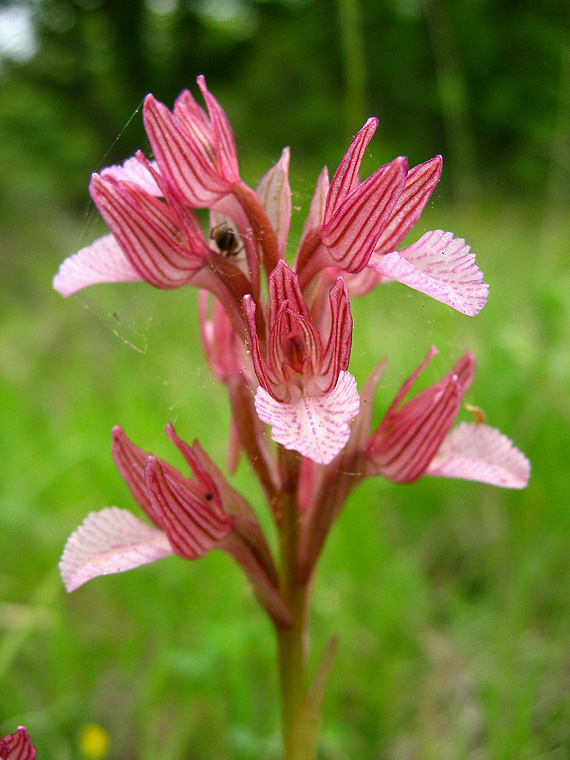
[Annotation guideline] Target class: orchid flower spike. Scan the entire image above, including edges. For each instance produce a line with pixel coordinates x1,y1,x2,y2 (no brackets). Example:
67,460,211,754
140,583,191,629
243,260,359,465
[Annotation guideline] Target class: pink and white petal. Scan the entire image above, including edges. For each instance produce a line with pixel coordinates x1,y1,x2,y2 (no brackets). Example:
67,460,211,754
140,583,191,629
60,507,173,592
255,371,360,465
0,728,37,760
101,156,162,196
426,422,530,488
256,147,291,258
53,234,141,297
368,230,488,316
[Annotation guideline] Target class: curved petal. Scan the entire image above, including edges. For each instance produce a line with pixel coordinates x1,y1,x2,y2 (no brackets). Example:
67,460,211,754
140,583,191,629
90,174,204,288
0,728,37,760
368,230,488,316
325,117,378,213
268,259,311,326
53,234,141,297
145,457,232,560
59,508,173,592
143,95,231,208
426,422,530,488
320,277,353,392
366,374,462,483
374,155,442,254
255,370,360,465
196,74,240,183
322,156,408,273
301,166,329,239
100,156,162,197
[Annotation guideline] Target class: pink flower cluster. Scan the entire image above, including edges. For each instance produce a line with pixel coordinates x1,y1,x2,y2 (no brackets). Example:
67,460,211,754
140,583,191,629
55,76,529,606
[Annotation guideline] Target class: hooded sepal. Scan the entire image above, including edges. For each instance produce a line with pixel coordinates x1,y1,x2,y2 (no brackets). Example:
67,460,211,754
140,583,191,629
322,119,408,272
366,347,469,483
89,172,206,289
373,155,443,254
143,75,239,209
0,728,37,760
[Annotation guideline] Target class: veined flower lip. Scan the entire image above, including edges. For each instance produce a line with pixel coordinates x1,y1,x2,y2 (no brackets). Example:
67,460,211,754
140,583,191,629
243,261,359,464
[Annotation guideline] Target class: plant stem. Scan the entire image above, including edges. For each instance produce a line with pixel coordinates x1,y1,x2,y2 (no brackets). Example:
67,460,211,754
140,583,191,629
276,448,309,758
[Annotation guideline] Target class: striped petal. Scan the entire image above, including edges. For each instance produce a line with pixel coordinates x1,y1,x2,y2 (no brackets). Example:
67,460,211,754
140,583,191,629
0,728,37,760
100,156,162,196
145,456,232,560
144,95,231,208
90,174,204,288
53,233,141,296
426,422,530,488
325,118,377,212
196,74,240,183
368,229,488,316
59,507,173,592
322,156,408,273
254,370,360,465
374,155,443,254
366,373,462,483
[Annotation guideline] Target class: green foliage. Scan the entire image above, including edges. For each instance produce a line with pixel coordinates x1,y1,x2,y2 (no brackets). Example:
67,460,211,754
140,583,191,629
0,0,568,207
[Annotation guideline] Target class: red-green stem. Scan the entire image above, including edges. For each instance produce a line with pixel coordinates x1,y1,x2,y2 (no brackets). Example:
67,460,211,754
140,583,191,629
276,448,310,758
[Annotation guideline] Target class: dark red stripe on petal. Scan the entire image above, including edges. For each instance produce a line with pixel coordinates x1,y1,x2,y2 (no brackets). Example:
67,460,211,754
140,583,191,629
0,728,37,760
375,155,442,254
368,376,461,482
325,117,378,218
145,457,231,559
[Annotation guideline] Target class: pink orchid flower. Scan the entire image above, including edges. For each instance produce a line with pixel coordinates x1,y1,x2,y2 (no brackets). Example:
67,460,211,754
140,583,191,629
0,728,36,760
243,260,359,465
365,347,530,487
60,425,290,627
297,119,488,316
143,75,240,209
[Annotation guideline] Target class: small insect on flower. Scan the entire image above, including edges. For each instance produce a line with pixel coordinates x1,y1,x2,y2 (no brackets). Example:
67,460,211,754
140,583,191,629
210,225,243,257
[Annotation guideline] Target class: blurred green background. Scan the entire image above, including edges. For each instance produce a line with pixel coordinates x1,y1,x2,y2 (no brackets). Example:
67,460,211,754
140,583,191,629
1,0,570,758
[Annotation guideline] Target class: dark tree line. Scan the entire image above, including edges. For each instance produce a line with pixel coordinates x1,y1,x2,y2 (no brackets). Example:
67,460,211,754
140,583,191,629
1,0,568,210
